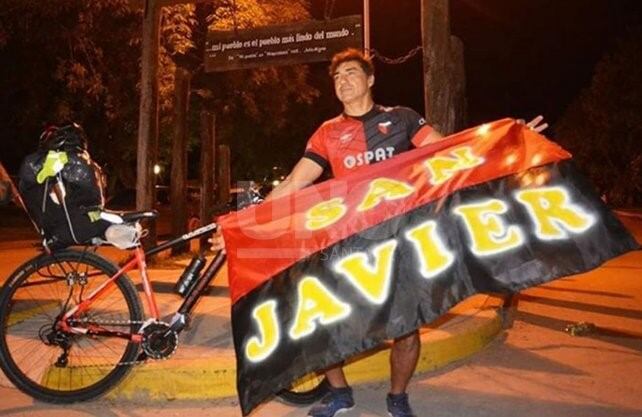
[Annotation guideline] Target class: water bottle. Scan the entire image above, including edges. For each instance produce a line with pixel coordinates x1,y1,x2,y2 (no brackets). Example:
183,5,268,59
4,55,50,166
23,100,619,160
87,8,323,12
175,255,206,297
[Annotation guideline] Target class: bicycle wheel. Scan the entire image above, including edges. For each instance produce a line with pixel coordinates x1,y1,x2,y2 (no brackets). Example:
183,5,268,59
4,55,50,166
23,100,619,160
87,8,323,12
0,249,143,403
278,374,329,405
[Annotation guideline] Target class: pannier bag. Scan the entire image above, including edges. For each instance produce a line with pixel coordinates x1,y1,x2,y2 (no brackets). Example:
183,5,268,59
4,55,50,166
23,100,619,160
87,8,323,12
18,123,110,249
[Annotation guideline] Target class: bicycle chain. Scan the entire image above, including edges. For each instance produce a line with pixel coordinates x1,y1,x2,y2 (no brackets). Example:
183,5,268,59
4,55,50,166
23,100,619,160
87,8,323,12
66,318,179,367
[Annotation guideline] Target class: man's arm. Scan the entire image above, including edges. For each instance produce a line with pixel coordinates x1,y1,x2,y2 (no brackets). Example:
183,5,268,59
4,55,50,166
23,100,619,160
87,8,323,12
266,157,324,201
410,125,444,147
210,157,323,251
418,128,443,145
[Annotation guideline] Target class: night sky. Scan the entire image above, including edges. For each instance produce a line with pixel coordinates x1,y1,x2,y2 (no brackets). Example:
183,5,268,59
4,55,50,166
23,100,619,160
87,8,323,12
311,0,642,131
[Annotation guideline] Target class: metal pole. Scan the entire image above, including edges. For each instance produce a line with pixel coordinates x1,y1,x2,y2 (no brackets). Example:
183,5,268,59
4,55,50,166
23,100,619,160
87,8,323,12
363,0,370,55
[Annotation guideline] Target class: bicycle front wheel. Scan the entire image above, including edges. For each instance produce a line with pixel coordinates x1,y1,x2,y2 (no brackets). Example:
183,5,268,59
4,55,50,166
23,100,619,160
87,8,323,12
0,249,143,403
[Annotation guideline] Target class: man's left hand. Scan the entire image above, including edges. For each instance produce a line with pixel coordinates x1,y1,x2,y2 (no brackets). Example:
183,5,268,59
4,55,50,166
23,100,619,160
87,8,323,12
518,115,548,133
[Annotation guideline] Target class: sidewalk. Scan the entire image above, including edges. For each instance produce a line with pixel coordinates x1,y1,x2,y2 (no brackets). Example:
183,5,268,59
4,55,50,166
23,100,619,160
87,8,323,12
105,263,504,402
0,213,639,417
0,238,505,404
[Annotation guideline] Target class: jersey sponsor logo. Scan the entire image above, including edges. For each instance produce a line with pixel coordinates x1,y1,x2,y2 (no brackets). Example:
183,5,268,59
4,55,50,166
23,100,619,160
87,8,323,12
344,147,395,169
377,121,392,135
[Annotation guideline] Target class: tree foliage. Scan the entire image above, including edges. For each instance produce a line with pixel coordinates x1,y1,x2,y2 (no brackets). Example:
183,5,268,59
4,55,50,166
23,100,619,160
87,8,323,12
160,0,319,181
555,28,642,207
0,0,320,190
0,0,141,188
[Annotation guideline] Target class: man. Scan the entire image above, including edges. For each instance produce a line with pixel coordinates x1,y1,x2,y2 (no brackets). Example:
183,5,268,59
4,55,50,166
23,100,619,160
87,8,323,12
214,48,546,416
267,48,442,417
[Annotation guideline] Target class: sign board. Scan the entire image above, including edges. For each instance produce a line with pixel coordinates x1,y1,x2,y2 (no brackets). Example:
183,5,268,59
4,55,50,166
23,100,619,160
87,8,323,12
205,15,363,72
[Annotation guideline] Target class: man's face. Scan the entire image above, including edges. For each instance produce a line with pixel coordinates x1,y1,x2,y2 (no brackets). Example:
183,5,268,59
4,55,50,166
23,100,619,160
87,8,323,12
333,60,374,106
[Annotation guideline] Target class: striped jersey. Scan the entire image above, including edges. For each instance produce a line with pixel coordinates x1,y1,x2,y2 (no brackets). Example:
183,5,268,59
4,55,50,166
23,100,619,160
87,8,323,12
304,105,436,178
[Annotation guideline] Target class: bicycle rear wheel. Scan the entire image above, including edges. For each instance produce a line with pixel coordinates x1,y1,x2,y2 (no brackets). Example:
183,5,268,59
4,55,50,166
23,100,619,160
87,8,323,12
0,249,143,403
278,374,329,405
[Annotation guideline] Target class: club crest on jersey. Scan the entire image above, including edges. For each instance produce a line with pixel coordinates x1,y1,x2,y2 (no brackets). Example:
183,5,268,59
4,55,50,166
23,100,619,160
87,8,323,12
378,121,392,135
339,133,353,143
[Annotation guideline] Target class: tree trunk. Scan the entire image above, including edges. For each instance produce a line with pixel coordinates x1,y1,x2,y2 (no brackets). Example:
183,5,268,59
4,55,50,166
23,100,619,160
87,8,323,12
136,0,161,247
170,67,190,254
199,112,216,250
216,144,231,206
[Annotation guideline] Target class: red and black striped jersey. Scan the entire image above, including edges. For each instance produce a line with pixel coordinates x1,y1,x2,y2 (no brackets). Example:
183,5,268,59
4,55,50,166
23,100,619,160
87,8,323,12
304,105,436,178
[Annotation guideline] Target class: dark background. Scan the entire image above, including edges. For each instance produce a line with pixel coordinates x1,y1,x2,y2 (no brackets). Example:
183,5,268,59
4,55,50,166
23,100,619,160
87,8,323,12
1,0,641,204
309,0,641,127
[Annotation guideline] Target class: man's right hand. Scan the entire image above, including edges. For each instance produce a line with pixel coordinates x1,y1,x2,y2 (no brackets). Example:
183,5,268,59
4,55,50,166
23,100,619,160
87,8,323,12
208,232,226,253
265,157,323,201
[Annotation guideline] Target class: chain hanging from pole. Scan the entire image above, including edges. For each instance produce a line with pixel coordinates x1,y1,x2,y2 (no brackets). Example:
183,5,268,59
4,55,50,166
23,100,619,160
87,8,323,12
370,46,424,65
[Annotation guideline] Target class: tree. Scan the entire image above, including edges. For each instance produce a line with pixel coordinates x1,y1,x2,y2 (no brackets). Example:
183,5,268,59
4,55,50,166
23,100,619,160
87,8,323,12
158,0,319,247
158,0,319,180
0,0,142,190
0,0,320,192
555,28,642,207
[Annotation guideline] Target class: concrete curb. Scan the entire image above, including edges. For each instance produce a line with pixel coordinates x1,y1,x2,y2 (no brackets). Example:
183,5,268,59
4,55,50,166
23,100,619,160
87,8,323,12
107,303,503,402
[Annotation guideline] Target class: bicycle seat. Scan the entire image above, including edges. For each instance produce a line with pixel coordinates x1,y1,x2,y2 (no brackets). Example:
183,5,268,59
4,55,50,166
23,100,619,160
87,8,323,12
99,209,159,224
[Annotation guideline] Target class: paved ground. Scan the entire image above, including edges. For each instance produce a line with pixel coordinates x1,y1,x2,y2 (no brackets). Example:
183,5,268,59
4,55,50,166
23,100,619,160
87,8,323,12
0,215,640,417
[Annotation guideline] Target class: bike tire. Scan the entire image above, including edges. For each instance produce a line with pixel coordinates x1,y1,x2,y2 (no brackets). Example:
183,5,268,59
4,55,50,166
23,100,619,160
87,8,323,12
0,249,143,403
277,375,329,405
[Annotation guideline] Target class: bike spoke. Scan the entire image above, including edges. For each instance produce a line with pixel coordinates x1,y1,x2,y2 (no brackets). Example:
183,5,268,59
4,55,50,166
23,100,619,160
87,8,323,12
1,250,142,399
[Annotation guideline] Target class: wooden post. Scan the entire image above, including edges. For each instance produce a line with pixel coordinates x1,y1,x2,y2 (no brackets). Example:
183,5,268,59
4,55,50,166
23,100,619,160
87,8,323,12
420,0,466,135
137,0,161,247
170,67,190,254
199,112,215,250
421,0,450,134
450,36,467,132
216,144,231,206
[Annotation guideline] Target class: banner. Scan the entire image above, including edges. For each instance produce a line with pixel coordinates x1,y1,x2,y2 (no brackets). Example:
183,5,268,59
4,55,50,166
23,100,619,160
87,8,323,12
218,119,639,415
205,16,363,72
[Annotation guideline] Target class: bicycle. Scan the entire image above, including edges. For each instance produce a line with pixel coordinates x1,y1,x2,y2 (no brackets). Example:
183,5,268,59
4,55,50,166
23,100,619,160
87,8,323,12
0,193,328,405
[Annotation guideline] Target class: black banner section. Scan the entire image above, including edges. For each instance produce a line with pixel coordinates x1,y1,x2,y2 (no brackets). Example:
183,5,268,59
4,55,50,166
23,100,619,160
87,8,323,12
205,16,363,72
231,162,639,415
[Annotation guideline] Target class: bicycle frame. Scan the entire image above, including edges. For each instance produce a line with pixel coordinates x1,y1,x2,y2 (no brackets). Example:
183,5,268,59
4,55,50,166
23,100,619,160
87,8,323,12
59,221,225,341
1,174,328,405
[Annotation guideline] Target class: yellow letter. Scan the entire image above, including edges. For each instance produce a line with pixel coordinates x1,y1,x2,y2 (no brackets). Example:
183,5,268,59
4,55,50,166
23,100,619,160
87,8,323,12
305,198,347,231
357,178,415,212
333,240,398,304
245,300,280,363
425,147,485,185
288,277,351,340
405,221,454,278
515,186,595,240
453,199,524,256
